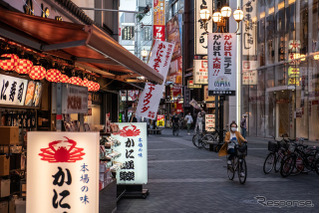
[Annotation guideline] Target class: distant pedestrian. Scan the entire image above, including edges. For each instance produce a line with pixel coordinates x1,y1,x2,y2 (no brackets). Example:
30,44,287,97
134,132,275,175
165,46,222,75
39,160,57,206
240,114,248,138
184,112,193,135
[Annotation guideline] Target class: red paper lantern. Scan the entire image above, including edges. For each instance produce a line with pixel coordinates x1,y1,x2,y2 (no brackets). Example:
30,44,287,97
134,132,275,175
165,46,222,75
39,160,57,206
46,69,61,82
88,81,95,91
93,82,100,91
29,65,46,80
60,74,69,83
69,76,83,86
82,78,89,87
0,54,19,71
15,59,33,74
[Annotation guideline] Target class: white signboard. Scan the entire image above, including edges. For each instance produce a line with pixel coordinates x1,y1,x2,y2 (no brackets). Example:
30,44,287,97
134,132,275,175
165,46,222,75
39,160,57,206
205,114,215,132
136,41,174,120
62,84,88,114
242,0,257,56
194,0,212,55
112,123,148,184
27,132,99,213
242,61,258,85
0,74,28,106
208,33,237,95
193,60,208,84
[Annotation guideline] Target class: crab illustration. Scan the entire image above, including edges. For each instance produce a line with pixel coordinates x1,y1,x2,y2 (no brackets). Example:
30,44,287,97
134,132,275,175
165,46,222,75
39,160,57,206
114,125,141,137
39,137,85,163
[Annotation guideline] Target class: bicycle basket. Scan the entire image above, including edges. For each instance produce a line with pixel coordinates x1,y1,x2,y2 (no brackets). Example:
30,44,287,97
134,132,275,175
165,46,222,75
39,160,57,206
236,144,247,156
268,141,279,152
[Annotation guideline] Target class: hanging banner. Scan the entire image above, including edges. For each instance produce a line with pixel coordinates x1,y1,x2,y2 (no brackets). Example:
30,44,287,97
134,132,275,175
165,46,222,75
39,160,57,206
0,74,28,106
208,33,237,95
242,0,257,56
153,0,165,41
112,123,148,184
193,60,208,84
27,132,99,213
136,41,174,120
194,0,212,55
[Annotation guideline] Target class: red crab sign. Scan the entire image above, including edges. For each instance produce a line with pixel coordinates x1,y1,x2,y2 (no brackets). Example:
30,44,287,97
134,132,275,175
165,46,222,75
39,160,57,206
113,124,141,137
27,132,99,213
39,137,85,163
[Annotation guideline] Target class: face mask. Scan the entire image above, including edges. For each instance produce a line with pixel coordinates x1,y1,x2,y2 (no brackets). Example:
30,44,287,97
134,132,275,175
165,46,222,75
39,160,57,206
231,127,237,132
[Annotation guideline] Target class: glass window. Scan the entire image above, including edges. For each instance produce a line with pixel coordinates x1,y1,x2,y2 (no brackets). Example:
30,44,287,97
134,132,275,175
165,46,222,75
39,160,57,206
122,26,134,40
275,64,286,86
248,85,257,136
257,70,265,136
144,27,152,41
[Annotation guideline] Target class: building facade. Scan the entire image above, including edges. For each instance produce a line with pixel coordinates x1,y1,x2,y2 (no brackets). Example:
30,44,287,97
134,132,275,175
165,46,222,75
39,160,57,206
241,0,319,141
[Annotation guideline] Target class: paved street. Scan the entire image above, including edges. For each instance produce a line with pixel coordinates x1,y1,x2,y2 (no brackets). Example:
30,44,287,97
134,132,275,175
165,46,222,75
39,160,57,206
116,129,319,213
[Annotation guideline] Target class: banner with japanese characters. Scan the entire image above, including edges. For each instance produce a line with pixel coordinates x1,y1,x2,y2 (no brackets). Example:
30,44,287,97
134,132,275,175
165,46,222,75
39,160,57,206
242,0,257,56
193,60,208,84
208,33,237,95
61,84,88,114
153,0,165,41
0,74,28,106
205,114,215,132
194,0,212,55
136,41,174,120
112,123,147,184
27,132,99,213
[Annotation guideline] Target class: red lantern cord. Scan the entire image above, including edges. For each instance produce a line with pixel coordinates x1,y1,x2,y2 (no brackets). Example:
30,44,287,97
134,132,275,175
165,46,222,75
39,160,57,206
15,59,33,74
46,69,61,82
0,54,19,71
29,65,46,80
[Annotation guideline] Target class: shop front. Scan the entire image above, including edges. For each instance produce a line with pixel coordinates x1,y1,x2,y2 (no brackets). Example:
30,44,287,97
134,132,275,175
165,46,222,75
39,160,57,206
241,0,319,141
0,5,163,213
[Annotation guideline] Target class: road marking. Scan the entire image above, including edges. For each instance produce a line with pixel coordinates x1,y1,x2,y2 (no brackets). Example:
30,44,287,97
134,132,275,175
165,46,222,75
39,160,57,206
148,148,187,151
149,159,222,163
149,177,290,183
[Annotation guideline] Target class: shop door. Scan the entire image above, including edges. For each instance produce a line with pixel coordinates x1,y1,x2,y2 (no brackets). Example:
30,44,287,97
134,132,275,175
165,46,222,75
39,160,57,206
275,91,291,138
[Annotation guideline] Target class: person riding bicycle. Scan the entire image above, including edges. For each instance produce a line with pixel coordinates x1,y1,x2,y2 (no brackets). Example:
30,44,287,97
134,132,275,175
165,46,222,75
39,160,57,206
219,121,247,167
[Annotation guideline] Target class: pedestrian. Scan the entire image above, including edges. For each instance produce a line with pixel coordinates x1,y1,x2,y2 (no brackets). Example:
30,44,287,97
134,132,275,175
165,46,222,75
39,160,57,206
194,110,204,134
171,113,180,136
218,121,247,170
240,114,248,138
184,112,193,135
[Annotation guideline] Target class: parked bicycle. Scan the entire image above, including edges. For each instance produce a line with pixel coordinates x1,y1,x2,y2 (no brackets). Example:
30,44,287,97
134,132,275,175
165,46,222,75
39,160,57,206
280,140,319,177
227,142,248,184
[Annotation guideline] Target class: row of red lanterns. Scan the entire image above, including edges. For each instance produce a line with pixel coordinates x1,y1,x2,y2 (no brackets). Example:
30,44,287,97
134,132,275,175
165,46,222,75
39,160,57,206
0,54,100,92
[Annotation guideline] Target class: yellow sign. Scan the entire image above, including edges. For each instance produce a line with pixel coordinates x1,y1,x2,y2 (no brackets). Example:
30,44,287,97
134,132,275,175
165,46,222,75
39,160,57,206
157,115,165,127
288,67,300,77
288,77,300,86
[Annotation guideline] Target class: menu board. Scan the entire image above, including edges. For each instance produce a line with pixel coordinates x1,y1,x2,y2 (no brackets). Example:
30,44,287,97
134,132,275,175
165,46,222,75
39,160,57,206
0,74,28,106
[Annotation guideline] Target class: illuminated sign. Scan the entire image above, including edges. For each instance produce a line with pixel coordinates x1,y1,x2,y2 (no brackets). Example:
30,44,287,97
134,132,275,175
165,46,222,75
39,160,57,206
157,115,165,127
205,114,215,132
27,132,99,213
193,60,208,84
112,123,148,184
153,0,165,41
0,74,28,106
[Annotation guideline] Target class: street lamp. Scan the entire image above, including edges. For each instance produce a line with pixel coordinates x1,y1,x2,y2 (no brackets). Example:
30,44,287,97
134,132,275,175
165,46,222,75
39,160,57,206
141,49,148,62
199,6,244,34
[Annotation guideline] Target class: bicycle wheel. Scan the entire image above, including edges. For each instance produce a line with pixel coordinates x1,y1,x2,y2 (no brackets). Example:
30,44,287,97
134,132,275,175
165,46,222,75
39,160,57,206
238,158,247,184
227,158,235,180
274,152,284,173
263,153,275,174
280,155,295,177
291,155,304,176
201,134,215,150
192,134,202,148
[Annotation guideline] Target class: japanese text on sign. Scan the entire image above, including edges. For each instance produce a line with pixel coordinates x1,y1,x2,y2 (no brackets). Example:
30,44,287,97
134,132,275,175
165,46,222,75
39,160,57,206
242,0,257,56
208,33,237,96
0,74,28,106
193,60,208,84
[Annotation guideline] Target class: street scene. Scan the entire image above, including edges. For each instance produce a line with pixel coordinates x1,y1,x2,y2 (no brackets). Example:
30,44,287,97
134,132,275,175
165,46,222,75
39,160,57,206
0,0,318,213
117,129,319,213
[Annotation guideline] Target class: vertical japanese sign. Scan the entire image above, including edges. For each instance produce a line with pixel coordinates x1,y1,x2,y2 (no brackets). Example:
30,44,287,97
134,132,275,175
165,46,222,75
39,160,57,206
112,123,147,184
242,0,257,56
62,84,88,114
194,0,212,55
27,132,99,213
0,74,28,106
136,40,174,120
153,0,165,41
193,60,208,84
205,114,215,132
157,115,165,127
208,33,237,95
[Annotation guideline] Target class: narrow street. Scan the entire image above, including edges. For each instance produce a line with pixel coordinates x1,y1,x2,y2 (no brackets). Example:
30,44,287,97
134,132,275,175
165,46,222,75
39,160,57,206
117,129,319,213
